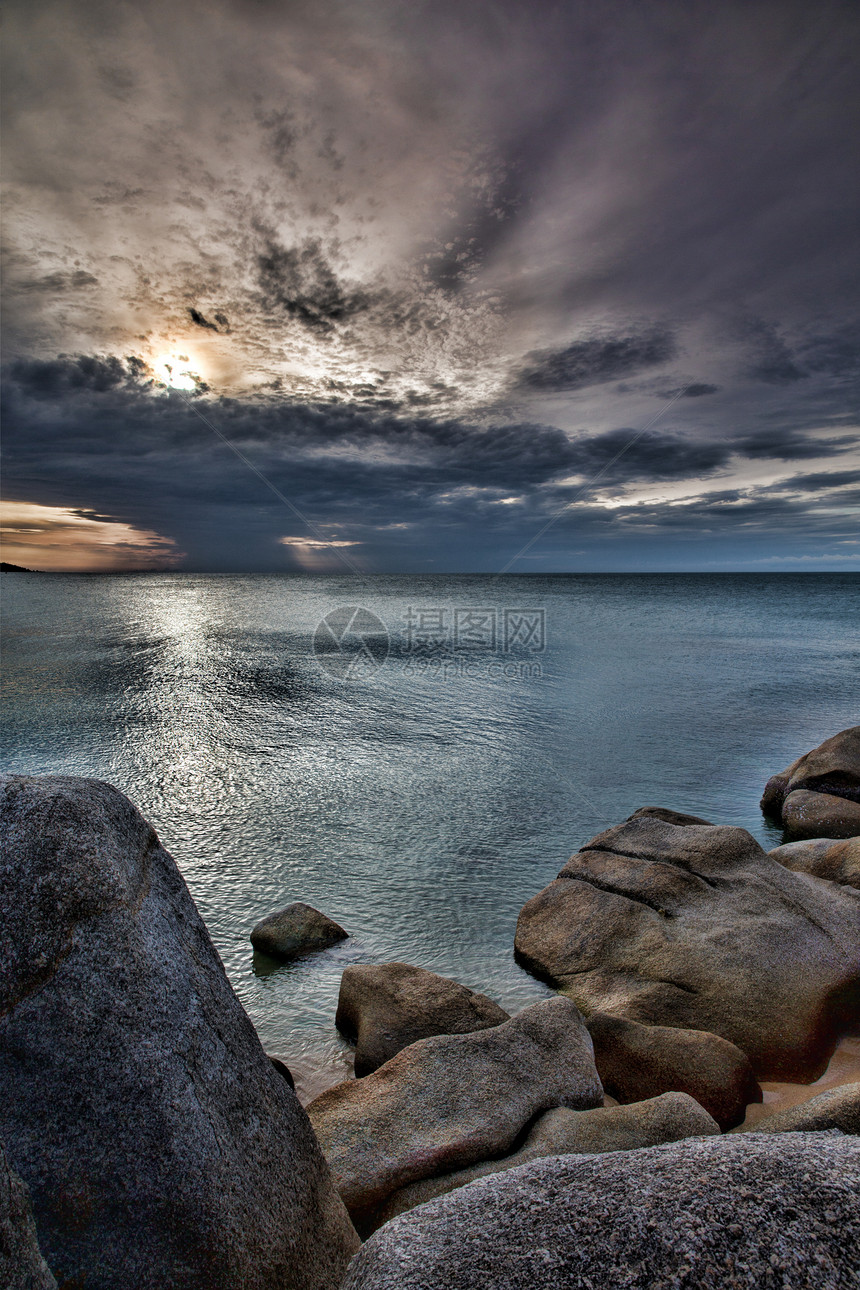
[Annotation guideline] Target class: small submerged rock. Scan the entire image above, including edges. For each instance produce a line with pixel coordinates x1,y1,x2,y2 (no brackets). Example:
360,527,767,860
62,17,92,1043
373,1091,719,1230
250,902,348,960
307,996,602,1229
762,724,860,838
336,962,509,1076
768,836,860,889
586,1012,761,1130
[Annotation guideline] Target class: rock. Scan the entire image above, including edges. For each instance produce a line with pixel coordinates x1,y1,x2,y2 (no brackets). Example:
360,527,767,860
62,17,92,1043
341,1133,860,1290
761,725,860,837
781,789,860,841
1,1142,57,1290
307,996,602,1228
0,775,359,1290
514,808,860,1080
374,1092,719,1230
336,962,509,1076
749,1081,860,1135
586,1013,761,1130
768,837,860,889
269,1055,296,1089
250,902,348,959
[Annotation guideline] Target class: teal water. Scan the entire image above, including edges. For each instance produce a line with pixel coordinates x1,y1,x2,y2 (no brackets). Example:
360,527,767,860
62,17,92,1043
2,572,858,1096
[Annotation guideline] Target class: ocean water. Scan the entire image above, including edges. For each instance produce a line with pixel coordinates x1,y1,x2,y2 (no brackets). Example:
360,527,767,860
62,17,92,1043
2,572,858,1096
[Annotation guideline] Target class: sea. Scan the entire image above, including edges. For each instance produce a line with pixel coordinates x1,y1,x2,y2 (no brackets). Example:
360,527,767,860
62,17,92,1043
2,572,858,1098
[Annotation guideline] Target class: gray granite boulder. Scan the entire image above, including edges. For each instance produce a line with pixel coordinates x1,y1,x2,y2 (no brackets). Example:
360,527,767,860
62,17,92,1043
0,774,359,1290
1,1143,56,1290
514,808,860,1079
747,1081,860,1135
342,1133,860,1290
336,962,509,1076
307,996,602,1229
373,1091,718,1230
768,836,860,889
250,902,348,959
587,1013,761,1129
762,725,860,837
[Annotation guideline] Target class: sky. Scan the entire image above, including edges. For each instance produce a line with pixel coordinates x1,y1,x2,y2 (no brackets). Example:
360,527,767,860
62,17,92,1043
2,0,859,572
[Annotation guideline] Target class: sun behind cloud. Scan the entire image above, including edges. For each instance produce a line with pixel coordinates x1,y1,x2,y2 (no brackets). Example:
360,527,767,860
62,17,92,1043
0,501,182,572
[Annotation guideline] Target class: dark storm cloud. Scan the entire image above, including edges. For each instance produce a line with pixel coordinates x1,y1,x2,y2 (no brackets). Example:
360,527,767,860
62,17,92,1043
734,317,806,385
733,426,858,461
655,384,719,399
768,469,860,493
516,330,677,393
796,321,860,377
3,359,858,573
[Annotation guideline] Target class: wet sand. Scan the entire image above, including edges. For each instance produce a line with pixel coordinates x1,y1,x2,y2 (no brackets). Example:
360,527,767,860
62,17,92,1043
733,1035,860,1130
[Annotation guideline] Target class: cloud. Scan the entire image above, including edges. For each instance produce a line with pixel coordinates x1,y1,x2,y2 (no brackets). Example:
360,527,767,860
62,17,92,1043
656,384,719,399
0,500,181,571
734,317,806,384
188,307,228,332
256,235,371,334
516,329,676,392
2,0,859,569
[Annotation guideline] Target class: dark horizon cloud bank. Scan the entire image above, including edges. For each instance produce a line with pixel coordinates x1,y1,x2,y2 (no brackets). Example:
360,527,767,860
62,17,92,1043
1,0,858,571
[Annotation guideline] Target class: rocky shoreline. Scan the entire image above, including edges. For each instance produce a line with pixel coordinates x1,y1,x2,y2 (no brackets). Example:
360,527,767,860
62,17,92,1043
1,725,858,1287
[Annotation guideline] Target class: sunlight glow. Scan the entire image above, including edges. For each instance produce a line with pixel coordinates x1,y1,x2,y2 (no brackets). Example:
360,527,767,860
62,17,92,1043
155,354,200,391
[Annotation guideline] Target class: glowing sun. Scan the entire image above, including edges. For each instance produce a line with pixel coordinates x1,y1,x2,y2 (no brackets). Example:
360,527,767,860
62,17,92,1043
155,354,200,391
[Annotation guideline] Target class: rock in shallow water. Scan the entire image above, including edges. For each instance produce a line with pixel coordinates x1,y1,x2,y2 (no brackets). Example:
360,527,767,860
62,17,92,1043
336,962,509,1076
373,1091,719,1229
586,1012,761,1130
307,996,602,1228
342,1133,860,1290
0,774,359,1290
250,901,348,959
761,724,860,838
514,808,860,1080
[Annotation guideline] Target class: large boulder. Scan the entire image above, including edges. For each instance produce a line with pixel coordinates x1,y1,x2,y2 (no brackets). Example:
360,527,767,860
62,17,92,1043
761,725,860,837
0,775,359,1290
514,808,860,1079
768,837,860,890
342,1133,860,1290
336,962,509,1076
1,1143,56,1290
307,996,602,1229
747,1081,860,1135
250,902,348,959
586,1013,761,1130
373,1092,718,1229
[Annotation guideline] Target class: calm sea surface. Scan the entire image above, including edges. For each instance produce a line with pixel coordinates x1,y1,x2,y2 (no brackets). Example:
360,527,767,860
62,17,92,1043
2,573,858,1095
